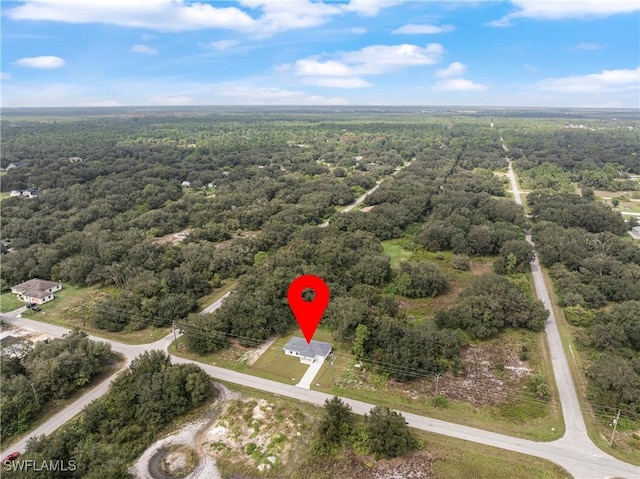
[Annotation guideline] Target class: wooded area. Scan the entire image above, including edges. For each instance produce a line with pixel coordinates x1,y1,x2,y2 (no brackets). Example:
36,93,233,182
3,351,214,479
0,331,113,443
2,106,637,433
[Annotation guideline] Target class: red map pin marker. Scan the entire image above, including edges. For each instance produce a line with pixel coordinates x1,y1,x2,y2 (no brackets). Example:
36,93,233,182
287,275,330,344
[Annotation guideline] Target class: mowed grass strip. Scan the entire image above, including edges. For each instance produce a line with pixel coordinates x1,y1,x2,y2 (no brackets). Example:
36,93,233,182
425,431,571,479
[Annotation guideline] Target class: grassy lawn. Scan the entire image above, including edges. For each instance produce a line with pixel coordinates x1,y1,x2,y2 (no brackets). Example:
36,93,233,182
0,191,10,202
382,238,413,266
250,335,310,385
541,270,640,465
197,280,236,312
0,292,26,312
20,285,171,344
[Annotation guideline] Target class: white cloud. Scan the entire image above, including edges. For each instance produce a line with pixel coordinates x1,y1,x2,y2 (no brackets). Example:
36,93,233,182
217,85,349,104
341,0,403,17
302,76,373,88
8,0,256,32
295,59,356,77
148,95,195,105
340,43,443,74
7,0,399,36
131,44,158,55
290,43,443,89
1,72,11,81
489,0,639,26
436,61,466,78
534,67,640,93
15,55,65,69
203,39,239,50
77,99,121,107
351,27,367,34
523,63,538,73
570,42,604,51
393,23,454,34
433,78,487,91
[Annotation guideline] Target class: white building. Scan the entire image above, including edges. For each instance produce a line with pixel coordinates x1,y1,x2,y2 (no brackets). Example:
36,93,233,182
283,337,332,362
11,279,62,305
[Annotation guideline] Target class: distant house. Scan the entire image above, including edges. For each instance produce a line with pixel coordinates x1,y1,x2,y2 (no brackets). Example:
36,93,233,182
11,279,62,305
283,337,332,362
631,226,640,239
22,189,38,198
9,189,38,198
181,181,191,187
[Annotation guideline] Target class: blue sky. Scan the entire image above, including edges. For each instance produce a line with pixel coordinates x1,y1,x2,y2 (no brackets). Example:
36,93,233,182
1,0,639,107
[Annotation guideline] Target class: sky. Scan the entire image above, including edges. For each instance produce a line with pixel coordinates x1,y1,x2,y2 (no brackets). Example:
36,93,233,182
1,0,639,108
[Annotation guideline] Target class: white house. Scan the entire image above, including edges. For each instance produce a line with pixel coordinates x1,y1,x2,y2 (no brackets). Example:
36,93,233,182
631,226,640,239
181,181,191,187
9,189,38,198
11,279,62,305
283,337,332,362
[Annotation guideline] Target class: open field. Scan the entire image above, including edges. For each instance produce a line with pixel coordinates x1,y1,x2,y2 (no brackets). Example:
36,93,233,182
19,285,171,344
382,240,498,319
317,328,564,442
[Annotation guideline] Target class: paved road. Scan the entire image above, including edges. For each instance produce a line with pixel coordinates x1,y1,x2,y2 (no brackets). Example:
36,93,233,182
199,291,232,315
3,306,639,477
2,155,638,477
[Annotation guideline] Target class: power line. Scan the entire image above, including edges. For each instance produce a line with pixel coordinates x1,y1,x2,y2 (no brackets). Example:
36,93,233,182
81,290,640,420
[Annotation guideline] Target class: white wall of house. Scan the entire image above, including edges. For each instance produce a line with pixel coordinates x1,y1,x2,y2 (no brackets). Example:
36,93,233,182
19,294,54,305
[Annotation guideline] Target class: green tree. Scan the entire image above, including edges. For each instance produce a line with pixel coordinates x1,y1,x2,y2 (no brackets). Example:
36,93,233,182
315,396,354,452
351,324,370,360
365,405,417,459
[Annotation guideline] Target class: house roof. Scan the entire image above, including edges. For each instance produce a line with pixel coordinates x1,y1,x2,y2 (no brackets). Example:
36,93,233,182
20,289,52,299
11,278,61,294
283,337,332,358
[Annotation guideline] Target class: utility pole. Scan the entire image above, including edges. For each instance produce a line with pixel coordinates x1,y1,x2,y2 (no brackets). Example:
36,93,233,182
330,354,336,385
172,321,177,342
609,409,621,447
433,373,441,406
30,382,39,405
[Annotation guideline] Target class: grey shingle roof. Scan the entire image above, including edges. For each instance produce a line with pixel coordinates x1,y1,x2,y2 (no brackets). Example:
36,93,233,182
283,337,332,359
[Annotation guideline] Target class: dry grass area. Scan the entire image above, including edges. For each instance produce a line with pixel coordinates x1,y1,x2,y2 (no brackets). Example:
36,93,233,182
206,395,313,477
299,451,434,479
151,228,192,245
325,328,563,441
407,344,531,407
